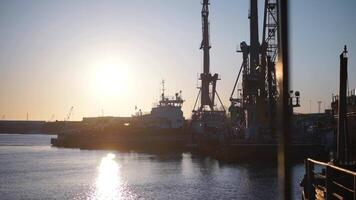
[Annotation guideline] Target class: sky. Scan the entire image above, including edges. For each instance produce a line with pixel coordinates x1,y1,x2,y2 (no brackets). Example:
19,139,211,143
0,0,355,121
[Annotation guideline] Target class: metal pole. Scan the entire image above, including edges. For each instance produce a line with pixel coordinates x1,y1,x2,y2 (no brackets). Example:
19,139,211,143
326,166,333,200
306,160,315,200
230,62,243,99
309,100,312,113
276,0,291,199
250,0,260,70
353,176,356,200
317,101,322,113
337,46,349,164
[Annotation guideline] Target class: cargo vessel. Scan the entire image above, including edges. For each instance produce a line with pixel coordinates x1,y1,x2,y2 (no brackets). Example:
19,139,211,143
51,81,190,153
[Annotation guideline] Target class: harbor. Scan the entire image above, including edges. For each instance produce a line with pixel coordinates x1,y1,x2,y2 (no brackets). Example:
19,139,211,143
299,47,356,200
46,0,333,163
0,0,355,199
0,133,306,199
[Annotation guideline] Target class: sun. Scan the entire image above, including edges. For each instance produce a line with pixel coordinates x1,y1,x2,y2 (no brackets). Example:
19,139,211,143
94,63,130,97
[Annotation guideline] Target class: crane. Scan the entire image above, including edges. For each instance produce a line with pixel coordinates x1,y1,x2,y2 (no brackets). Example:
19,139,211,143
191,0,226,134
228,0,280,139
192,0,225,113
65,106,74,121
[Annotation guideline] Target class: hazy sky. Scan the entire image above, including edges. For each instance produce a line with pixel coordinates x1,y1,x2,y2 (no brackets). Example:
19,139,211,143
0,0,355,121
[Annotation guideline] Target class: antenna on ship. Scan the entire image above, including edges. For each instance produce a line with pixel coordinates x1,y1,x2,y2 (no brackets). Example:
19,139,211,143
161,79,165,101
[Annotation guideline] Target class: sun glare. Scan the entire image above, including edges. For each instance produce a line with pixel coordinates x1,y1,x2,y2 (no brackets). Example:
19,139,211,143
94,153,121,199
92,153,136,200
94,63,130,97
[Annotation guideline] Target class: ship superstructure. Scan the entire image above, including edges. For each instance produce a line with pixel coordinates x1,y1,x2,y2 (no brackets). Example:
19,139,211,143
132,80,185,130
151,80,184,129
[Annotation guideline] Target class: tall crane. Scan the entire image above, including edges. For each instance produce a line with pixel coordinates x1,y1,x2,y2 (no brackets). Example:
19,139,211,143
191,0,226,134
199,0,219,111
192,0,222,112
192,0,225,113
229,0,280,139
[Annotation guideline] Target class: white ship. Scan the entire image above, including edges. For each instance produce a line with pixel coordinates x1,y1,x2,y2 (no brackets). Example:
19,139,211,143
133,80,184,129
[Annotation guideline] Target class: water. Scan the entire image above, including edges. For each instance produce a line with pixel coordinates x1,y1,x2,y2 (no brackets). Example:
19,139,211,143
0,134,305,199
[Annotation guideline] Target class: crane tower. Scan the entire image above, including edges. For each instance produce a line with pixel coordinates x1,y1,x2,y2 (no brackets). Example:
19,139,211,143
229,0,280,140
192,0,226,134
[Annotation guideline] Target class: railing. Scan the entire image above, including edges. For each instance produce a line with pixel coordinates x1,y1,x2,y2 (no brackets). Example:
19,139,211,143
304,158,356,200
333,112,356,118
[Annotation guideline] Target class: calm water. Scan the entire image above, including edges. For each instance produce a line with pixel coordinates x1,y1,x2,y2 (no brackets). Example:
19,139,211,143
0,134,304,199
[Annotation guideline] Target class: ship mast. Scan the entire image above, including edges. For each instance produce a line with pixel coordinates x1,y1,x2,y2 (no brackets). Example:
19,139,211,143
161,79,165,103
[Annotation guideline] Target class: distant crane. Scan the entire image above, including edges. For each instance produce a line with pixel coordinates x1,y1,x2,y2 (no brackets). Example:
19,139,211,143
65,106,74,121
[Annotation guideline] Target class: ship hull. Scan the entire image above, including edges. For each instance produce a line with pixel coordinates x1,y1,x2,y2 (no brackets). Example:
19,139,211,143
51,128,191,154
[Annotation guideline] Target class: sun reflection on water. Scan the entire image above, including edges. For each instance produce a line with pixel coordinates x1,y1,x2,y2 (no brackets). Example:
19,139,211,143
92,153,123,200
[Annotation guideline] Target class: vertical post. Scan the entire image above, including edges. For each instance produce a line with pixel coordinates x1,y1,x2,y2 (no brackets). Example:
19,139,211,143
309,100,312,113
276,0,291,199
249,0,260,70
337,46,349,164
353,175,355,200
306,160,315,200
305,160,310,199
325,166,333,200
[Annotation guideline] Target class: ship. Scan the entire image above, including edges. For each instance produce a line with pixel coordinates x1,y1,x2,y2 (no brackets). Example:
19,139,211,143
130,80,185,130
51,81,190,153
